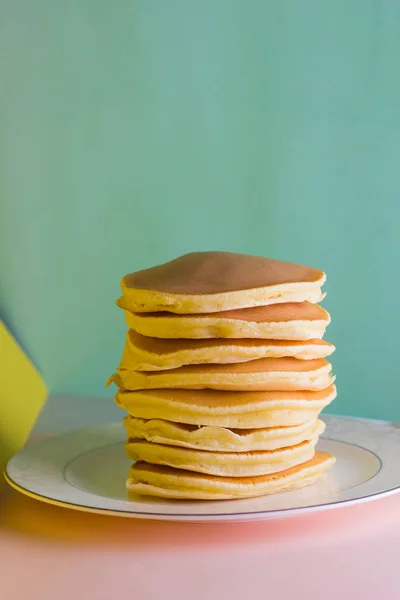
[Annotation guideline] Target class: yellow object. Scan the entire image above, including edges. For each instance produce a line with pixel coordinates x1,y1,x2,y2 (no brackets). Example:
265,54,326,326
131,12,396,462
0,321,47,489
126,451,336,500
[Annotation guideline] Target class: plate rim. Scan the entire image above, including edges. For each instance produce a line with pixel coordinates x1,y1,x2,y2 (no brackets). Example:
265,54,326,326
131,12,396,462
5,415,400,521
5,468,400,522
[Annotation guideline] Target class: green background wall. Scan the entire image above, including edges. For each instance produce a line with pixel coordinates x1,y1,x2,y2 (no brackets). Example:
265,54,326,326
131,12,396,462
1,1,399,419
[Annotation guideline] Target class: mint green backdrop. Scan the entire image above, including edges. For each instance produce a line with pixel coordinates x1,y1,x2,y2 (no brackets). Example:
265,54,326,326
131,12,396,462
1,2,399,419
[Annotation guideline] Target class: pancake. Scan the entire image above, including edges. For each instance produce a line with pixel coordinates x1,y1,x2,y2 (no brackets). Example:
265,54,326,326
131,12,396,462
121,330,336,371
118,252,325,314
123,416,325,452
116,385,337,428
125,437,318,477
109,357,334,392
126,451,335,499
124,302,330,340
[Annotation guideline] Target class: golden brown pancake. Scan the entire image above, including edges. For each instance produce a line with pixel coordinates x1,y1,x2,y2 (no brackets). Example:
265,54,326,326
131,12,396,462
115,385,337,428
121,330,336,371
118,252,326,314
125,437,318,477
124,302,330,340
112,252,336,501
109,357,334,392
123,416,325,452
126,451,336,499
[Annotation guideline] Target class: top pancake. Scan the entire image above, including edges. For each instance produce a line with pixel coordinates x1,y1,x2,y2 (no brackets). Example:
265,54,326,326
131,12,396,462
119,252,326,314
124,252,324,294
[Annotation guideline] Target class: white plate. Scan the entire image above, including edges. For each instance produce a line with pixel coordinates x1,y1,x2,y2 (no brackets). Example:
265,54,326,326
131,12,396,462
5,416,400,522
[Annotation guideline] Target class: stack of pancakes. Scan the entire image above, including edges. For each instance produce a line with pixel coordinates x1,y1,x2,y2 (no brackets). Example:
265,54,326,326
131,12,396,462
108,252,336,500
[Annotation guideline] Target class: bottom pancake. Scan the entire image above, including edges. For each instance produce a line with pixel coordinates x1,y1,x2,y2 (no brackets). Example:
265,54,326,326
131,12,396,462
125,437,317,476
126,451,335,500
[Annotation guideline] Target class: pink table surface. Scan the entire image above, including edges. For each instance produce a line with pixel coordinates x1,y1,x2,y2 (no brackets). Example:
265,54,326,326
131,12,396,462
1,482,400,600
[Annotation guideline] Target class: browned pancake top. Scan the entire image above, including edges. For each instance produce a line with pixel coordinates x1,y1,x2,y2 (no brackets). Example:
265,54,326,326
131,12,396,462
127,330,333,353
128,357,329,376
123,252,324,295
129,451,332,484
134,302,329,323
118,385,336,408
